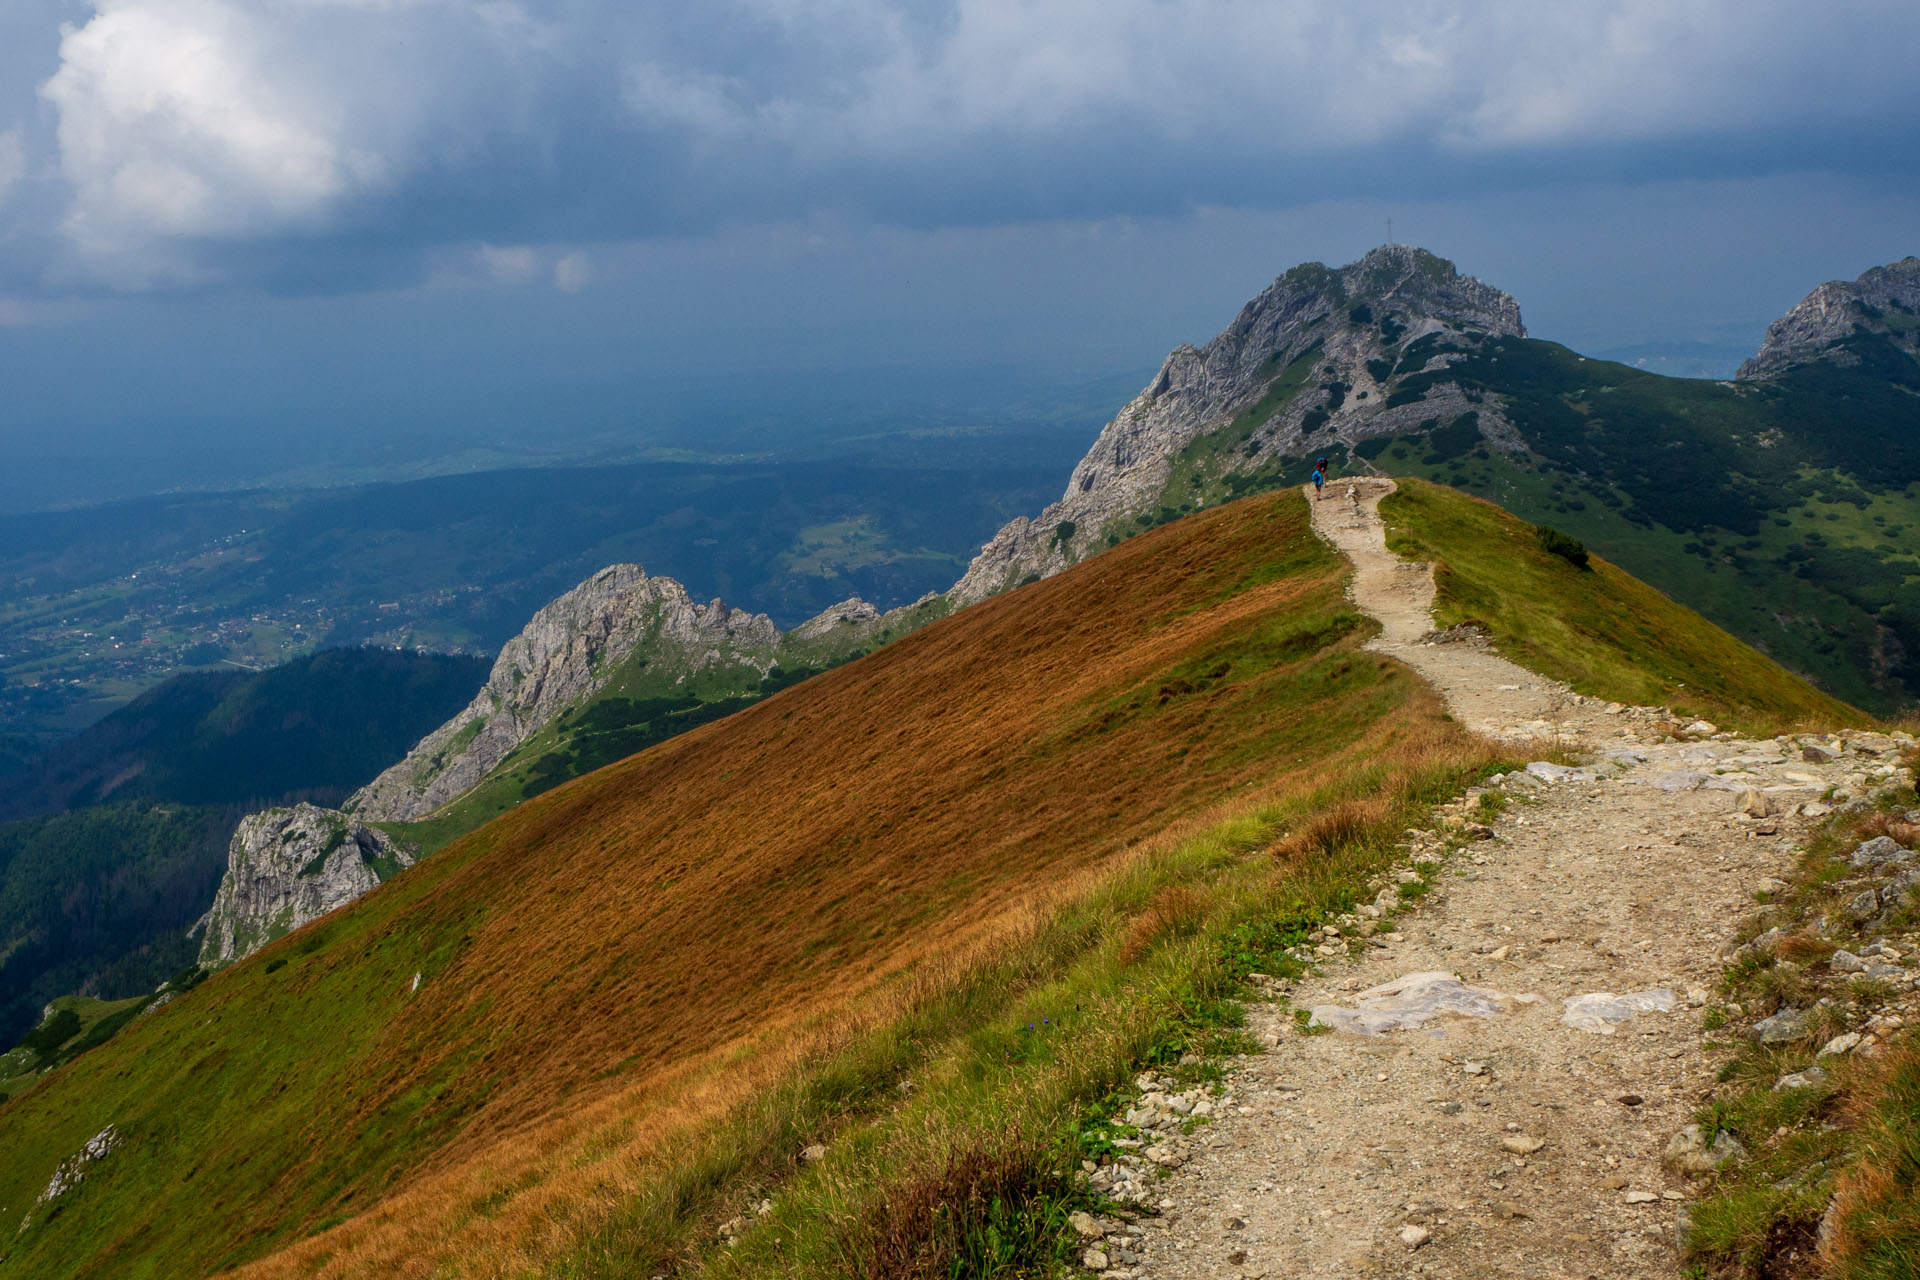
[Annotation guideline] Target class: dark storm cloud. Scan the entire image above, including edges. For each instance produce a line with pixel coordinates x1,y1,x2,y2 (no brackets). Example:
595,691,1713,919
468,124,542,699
0,0,1913,294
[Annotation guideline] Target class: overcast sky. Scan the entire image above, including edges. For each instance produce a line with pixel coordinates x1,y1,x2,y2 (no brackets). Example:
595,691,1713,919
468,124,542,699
1,0,1916,502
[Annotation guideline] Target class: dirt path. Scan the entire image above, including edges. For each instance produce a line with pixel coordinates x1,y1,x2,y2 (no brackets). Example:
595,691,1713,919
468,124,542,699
1093,479,1885,1280
1311,476,1601,741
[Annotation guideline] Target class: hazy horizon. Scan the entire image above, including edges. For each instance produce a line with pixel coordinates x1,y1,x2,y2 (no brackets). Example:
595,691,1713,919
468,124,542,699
1,2,1915,509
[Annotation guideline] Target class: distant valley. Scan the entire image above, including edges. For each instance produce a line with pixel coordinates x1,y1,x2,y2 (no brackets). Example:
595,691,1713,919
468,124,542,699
0,425,1090,753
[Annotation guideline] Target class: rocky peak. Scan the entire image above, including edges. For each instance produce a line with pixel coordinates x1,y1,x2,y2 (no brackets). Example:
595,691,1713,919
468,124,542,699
1174,246,1524,420
1738,257,1920,379
347,564,783,823
197,803,411,966
950,246,1522,604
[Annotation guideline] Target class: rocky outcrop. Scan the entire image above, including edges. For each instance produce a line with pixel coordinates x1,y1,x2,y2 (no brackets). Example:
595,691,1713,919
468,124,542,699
28,1125,119,1224
347,565,784,822
949,245,1525,604
787,596,882,641
197,803,412,966
1738,257,1920,379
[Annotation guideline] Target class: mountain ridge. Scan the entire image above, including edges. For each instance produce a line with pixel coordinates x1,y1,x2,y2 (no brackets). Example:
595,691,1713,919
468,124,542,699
951,244,1526,604
0,480,1868,1280
347,565,785,823
192,568,942,965
1738,255,1920,378
950,243,1919,711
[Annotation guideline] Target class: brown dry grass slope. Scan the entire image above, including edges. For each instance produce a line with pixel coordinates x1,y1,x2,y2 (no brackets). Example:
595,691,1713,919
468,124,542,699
1,490,1470,1280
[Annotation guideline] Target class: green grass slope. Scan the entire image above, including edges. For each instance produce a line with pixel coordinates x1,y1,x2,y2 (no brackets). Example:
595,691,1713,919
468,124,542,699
1358,334,1920,713
0,996,159,1103
1381,479,1871,733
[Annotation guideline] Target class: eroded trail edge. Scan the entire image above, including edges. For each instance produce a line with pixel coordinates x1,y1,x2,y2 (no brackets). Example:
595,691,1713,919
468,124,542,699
1081,480,1893,1280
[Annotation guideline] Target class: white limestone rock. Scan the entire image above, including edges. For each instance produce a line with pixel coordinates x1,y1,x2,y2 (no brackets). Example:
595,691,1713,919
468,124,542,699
1739,257,1920,378
197,803,412,966
346,565,783,822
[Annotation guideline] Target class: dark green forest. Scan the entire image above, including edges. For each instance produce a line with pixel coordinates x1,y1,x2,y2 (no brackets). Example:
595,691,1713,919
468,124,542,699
0,802,237,1048
0,648,487,821
1357,331,1920,711
0,648,487,1047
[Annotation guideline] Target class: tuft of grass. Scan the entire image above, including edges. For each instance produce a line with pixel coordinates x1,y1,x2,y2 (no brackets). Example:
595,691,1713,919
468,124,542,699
1120,886,1207,966
1827,1044,1920,1279
1270,795,1391,862
843,1130,1075,1279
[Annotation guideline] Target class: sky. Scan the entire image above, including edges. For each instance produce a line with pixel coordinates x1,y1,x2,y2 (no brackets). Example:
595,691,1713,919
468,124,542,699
0,0,1916,506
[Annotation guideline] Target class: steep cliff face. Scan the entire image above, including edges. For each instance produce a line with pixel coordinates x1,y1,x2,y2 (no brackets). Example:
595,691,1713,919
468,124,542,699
347,565,784,823
950,245,1525,604
1738,257,1920,379
197,804,411,966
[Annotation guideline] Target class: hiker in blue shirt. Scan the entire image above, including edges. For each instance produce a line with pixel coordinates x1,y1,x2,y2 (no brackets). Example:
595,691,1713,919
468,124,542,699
1310,465,1325,499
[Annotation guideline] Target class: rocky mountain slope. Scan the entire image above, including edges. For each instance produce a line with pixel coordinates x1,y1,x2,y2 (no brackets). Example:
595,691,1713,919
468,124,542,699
187,567,938,966
339,571,938,834
1738,256,1920,378
953,245,1920,712
951,245,1524,603
347,566,785,823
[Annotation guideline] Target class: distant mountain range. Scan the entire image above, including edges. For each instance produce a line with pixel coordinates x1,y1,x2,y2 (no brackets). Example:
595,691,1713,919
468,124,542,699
0,648,486,822
0,436,1087,753
951,246,1920,713
1590,342,1753,380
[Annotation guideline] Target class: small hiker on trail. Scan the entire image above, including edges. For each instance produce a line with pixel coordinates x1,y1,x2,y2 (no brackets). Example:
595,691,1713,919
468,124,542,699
1311,465,1325,500
1316,455,1330,476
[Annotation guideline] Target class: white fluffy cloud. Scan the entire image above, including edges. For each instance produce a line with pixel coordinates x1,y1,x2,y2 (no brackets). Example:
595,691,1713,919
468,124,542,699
36,0,551,283
477,243,539,280
14,0,1920,289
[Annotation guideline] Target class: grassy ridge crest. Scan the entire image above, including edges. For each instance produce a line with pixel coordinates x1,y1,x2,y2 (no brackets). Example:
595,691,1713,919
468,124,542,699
1381,477,1870,734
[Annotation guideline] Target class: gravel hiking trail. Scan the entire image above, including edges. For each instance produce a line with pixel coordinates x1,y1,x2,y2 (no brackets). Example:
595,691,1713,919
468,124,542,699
1099,478,1882,1280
